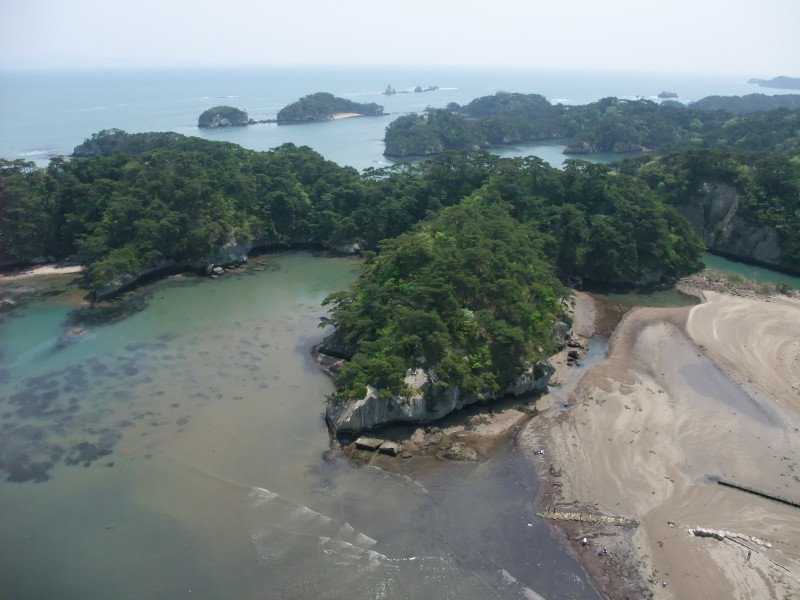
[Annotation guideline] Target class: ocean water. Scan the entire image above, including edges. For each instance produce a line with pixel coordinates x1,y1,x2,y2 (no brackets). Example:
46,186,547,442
0,67,792,600
0,65,784,170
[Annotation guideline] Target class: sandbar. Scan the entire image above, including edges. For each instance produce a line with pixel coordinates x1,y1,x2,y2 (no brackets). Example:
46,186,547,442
524,289,800,598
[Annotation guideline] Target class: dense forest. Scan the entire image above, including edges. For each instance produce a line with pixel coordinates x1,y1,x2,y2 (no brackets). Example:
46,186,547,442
383,92,800,158
2,120,798,404
321,202,567,401
624,149,800,265
277,92,384,122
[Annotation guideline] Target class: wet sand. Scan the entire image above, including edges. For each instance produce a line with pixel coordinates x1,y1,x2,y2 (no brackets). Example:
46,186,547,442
523,290,800,599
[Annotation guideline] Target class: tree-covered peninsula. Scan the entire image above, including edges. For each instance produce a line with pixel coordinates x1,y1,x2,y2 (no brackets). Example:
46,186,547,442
5,129,799,427
747,76,800,90
383,91,800,158
277,92,384,123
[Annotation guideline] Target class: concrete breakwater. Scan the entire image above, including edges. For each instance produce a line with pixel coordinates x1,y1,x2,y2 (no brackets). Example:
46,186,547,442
717,479,800,509
535,510,639,528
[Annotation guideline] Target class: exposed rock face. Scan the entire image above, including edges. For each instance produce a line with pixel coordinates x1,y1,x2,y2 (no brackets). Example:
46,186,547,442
197,106,250,128
317,331,356,360
674,182,789,270
383,140,445,158
93,237,361,302
332,242,361,255
94,241,254,300
201,114,244,128
325,360,555,435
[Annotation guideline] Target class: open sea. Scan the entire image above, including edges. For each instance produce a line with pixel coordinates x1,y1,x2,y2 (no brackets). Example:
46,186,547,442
0,65,787,170
0,66,795,600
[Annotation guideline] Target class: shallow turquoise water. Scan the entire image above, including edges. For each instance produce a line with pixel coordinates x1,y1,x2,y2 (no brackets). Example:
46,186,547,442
0,253,595,600
702,252,800,291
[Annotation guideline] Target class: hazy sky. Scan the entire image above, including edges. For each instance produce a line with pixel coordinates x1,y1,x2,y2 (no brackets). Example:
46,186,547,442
1,0,798,75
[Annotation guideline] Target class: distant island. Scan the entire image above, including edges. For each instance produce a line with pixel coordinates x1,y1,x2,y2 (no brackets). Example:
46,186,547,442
383,84,439,95
657,91,678,99
688,93,800,112
748,76,800,90
197,94,385,128
198,105,251,128
383,90,800,158
277,92,384,123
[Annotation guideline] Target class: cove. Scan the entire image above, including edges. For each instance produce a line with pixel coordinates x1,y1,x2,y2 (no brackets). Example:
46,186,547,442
0,252,596,600
702,252,800,291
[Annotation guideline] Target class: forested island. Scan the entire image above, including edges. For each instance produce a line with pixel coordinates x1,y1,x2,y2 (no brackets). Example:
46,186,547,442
688,93,800,112
196,93,385,128
2,125,799,430
277,92,384,123
383,91,800,157
197,105,251,128
748,75,800,90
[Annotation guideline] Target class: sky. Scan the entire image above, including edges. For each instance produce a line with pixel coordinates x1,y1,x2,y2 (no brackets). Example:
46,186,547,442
1,0,798,75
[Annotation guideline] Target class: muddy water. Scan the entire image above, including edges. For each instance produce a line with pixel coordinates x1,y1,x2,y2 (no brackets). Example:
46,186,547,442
0,252,596,600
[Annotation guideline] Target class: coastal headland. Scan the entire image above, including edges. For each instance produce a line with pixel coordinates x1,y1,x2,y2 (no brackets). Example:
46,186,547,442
524,283,800,599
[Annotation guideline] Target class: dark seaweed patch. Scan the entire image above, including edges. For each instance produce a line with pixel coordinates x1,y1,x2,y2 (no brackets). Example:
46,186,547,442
87,357,109,376
0,425,56,482
5,459,53,483
61,366,90,391
10,387,63,419
64,429,121,466
124,342,167,352
68,293,150,326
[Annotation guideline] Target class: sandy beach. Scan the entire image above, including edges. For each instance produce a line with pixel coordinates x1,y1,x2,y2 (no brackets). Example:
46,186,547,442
523,289,800,599
0,264,83,281
331,112,363,119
